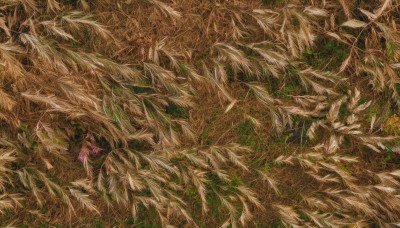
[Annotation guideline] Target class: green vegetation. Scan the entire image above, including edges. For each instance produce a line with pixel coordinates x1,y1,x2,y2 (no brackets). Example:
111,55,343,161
303,40,350,70
236,119,261,149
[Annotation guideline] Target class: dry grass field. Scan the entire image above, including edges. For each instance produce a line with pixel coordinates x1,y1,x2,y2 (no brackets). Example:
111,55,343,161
1,0,400,227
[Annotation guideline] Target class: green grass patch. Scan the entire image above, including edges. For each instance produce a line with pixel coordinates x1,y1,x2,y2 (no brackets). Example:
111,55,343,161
273,82,301,101
302,40,350,70
166,104,188,119
236,119,262,150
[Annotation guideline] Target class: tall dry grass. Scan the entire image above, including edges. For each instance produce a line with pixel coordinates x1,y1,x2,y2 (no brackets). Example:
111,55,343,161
0,0,400,227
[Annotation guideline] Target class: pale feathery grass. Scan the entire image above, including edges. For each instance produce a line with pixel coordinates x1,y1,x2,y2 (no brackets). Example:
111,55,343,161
1,0,400,227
